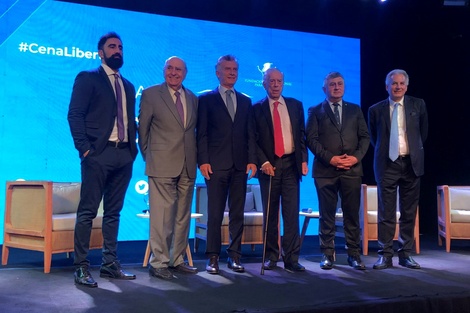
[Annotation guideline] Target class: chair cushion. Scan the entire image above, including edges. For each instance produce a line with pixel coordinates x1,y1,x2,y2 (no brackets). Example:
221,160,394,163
367,211,400,224
221,211,263,226
450,210,470,223
52,183,81,214
52,213,102,231
225,191,255,212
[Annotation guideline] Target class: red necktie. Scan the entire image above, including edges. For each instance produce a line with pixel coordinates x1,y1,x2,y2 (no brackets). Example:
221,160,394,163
273,101,285,157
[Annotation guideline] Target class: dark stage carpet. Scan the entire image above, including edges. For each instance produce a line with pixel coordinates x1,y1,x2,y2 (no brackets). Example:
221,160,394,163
1,235,470,313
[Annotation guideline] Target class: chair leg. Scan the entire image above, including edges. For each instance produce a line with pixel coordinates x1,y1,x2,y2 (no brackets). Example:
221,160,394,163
44,252,52,274
143,240,151,267
1,245,9,265
363,240,368,256
185,244,193,267
446,235,451,253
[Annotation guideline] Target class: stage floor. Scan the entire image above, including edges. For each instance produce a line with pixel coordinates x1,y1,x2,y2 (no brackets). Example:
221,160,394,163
1,235,470,313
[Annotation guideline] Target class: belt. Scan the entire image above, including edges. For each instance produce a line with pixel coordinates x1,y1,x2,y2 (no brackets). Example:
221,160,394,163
398,155,410,160
107,141,129,149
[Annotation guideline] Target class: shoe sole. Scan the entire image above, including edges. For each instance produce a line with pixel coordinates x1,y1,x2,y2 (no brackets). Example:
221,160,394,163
399,263,421,269
372,264,393,270
74,280,98,288
100,273,136,280
228,266,245,273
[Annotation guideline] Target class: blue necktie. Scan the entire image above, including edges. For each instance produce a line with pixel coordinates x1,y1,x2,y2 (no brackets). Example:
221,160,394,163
225,90,235,121
389,103,399,161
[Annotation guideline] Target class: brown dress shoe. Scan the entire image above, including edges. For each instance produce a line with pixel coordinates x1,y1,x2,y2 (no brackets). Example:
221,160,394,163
149,266,174,280
171,262,198,274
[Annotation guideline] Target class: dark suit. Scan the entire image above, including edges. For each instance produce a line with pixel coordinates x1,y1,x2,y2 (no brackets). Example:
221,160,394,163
138,83,198,269
253,96,308,265
68,65,137,266
306,100,369,256
197,87,256,257
368,95,428,257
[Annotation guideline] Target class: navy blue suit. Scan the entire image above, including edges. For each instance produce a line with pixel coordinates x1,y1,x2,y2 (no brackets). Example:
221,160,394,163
68,66,137,266
368,95,428,257
197,88,256,257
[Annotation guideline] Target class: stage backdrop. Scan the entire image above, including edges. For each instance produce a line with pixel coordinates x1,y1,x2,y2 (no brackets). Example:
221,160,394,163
0,0,360,243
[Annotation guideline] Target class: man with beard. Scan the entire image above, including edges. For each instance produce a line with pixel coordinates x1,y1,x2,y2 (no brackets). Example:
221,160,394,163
68,32,138,287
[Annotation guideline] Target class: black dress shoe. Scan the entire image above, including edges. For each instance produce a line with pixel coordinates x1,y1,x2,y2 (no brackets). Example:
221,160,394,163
284,262,305,273
206,256,219,274
320,254,334,270
74,266,98,288
347,255,366,270
398,256,421,269
263,260,277,270
149,266,174,280
373,256,393,270
100,261,136,280
170,262,198,274
227,257,245,273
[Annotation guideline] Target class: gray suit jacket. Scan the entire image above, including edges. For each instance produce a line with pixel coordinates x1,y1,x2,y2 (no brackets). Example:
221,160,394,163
368,95,428,180
138,82,198,178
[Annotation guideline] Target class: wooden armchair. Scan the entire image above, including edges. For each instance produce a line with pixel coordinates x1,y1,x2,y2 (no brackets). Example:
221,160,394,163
2,181,103,273
360,184,420,255
437,185,470,252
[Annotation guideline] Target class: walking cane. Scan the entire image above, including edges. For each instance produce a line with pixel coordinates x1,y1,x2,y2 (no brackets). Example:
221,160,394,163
260,174,273,275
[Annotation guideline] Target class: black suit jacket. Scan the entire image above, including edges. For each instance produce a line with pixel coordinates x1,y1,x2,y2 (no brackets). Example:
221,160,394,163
368,95,428,180
68,66,138,160
197,88,256,170
253,97,308,179
306,100,370,178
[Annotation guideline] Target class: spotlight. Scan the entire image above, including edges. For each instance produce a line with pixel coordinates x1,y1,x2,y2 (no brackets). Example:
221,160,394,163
443,0,469,6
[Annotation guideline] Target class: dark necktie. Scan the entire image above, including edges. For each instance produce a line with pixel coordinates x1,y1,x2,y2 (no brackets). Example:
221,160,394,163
389,102,399,161
333,102,341,126
273,101,285,157
225,89,235,121
114,74,124,142
174,91,185,125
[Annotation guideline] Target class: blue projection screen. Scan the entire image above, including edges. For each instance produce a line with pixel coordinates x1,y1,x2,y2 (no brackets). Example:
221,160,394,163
0,0,360,243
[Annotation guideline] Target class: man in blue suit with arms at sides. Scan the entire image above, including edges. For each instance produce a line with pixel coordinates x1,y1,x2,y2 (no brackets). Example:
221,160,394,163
368,69,428,270
68,32,138,287
197,55,257,274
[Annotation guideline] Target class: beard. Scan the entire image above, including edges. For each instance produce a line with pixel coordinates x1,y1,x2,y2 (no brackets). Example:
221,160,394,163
104,53,124,70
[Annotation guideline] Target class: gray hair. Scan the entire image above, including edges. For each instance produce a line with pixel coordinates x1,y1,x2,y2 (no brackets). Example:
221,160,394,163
385,69,409,86
215,54,238,70
262,68,283,84
323,71,344,88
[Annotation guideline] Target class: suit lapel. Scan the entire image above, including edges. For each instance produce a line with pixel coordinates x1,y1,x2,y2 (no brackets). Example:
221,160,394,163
380,100,391,132
161,84,184,128
323,101,341,131
183,86,194,129
261,97,274,136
